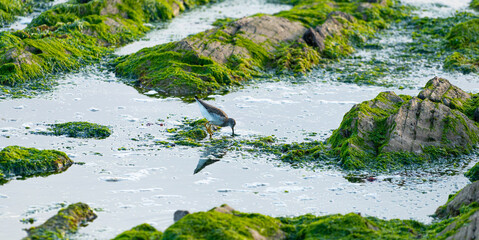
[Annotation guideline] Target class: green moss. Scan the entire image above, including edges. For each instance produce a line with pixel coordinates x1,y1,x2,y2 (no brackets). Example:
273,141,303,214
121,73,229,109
472,0,479,11
114,0,407,96
444,52,479,74
1,0,216,89
0,0,33,27
114,42,241,96
0,146,73,183
166,118,213,146
162,205,283,239
465,162,479,182
25,202,97,240
36,121,111,139
275,41,321,73
446,19,479,50
112,223,163,240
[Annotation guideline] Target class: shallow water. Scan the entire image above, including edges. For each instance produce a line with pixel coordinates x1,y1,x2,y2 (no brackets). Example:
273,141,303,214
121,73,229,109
0,0,478,239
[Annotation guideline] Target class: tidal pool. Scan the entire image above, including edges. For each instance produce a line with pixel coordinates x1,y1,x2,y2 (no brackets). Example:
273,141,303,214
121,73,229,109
0,0,478,239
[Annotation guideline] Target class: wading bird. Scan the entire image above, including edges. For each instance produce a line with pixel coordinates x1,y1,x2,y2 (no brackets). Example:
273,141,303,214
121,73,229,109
194,96,236,138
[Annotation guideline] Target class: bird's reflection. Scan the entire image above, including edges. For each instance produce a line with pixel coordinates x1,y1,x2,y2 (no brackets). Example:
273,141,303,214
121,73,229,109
194,143,229,174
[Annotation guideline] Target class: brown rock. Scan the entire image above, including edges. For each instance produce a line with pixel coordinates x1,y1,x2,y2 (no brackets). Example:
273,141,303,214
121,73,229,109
382,97,478,153
176,15,306,64
303,11,354,52
418,76,471,109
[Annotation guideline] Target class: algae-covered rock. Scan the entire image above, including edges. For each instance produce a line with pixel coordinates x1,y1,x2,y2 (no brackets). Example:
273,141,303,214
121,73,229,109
114,0,402,96
24,202,97,239
0,0,215,86
328,77,479,170
162,204,285,239
472,0,479,11
465,162,479,182
435,181,479,219
112,223,162,240
0,0,32,27
0,145,73,183
37,121,111,139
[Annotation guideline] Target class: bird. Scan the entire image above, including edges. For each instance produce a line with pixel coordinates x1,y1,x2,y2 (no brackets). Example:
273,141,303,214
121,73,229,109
194,96,236,138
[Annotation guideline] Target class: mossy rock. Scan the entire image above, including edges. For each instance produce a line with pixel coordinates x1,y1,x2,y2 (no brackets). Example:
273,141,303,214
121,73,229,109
328,77,479,171
465,162,479,182
24,202,97,239
114,0,407,96
112,223,162,240
37,121,112,139
0,145,73,183
162,204,284,239
115,198,479,240
0,0,216,86
0,0,31,27
472,0,479,11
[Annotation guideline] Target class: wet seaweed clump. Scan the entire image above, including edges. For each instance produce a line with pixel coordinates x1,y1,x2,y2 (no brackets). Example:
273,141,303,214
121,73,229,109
328,77,479,171
36,121,111,139
115,182,479,239
0,0,217,93
112,223,162,240
24,202,97,239
465,162,479,182
407,12,479,74
114,0,409,96
0,145,73,184
164,118,212,147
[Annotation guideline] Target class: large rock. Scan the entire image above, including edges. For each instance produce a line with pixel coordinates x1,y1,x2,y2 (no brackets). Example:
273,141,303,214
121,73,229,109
435,181,479,218
328,77,479,170
176,15,306,64
303,11,354,51
0,146,73,183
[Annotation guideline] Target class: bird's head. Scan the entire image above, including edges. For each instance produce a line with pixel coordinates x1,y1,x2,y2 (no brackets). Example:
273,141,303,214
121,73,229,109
227,118,236,136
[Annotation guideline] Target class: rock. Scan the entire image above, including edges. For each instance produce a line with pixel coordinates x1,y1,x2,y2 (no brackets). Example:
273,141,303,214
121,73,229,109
213,204,235,214
174,210,190,222
177,15,306,64
24,202,97,239
112,223,163,240
418,76,471,109
383,97,477,153
0,146,73,183
328,77,479,170
474,107,479,122
435,181,479,218
303,11,354,52
439,210,479,240
465,162,479,182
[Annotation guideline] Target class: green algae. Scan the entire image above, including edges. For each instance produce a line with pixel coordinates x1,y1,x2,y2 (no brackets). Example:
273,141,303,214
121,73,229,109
164,118,213,146
115,200,479,240
112,223,163,240
114,42,241,96
35,121,112,139
25,202,97,240
0,145,73,183
114,0,408,96
0,0,217,95
162,205,283,239
472,0,479,11
465,162,479,182
407,12,479,74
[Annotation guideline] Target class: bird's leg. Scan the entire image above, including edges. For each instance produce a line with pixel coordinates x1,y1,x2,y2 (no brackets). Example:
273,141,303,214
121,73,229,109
204,122,213,138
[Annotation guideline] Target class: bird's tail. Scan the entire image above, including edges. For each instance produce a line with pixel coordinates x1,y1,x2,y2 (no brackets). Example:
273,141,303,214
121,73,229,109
194,96,199,100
